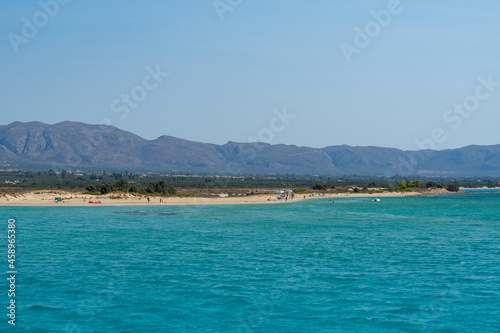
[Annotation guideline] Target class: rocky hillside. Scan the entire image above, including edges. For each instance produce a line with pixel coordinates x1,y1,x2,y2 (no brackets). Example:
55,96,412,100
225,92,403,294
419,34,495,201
1,121,499,176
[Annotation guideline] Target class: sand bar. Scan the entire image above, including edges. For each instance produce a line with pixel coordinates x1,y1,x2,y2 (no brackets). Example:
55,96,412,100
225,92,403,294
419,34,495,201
0,189,453,207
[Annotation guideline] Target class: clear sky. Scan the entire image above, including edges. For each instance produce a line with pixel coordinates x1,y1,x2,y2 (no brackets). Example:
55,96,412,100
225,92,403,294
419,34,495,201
1,0,499,150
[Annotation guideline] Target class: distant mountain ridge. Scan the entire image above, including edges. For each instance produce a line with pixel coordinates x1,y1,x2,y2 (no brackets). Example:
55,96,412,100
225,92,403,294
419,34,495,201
1,121,499,176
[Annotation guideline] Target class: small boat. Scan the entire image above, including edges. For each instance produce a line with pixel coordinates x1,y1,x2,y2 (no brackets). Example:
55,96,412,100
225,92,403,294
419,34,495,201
373,199,380,202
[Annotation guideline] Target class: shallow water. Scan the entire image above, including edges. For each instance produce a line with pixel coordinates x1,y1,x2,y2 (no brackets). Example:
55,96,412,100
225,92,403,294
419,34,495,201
1,193,500,332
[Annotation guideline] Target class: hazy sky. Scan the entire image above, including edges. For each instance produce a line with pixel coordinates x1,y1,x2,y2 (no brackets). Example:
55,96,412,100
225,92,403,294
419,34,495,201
1,0,499,150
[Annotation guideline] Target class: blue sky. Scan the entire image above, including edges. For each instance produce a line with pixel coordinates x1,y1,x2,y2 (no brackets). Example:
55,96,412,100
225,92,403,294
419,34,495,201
1,0,499,150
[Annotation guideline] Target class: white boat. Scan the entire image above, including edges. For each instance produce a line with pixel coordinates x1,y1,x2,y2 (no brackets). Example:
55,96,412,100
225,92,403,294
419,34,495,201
373,199,380,202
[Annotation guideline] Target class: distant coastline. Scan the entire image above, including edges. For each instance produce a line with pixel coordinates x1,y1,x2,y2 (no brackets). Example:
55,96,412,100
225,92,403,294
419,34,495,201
0,188,460,207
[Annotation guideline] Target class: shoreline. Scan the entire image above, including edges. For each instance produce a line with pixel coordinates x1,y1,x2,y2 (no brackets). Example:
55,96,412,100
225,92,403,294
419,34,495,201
0,188,457,207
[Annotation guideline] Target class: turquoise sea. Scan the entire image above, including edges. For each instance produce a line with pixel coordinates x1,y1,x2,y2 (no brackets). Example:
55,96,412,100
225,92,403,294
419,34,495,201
1,193,500,332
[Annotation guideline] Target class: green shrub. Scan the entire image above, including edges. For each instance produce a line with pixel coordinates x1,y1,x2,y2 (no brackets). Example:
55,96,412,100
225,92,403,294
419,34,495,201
312,183,329,191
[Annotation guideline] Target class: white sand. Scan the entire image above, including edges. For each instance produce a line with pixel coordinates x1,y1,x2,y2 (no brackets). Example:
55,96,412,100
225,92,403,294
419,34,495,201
0,189,450,206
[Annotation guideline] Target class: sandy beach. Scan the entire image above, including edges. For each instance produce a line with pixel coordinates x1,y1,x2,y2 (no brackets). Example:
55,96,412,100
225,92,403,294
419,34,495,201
0,189,452,206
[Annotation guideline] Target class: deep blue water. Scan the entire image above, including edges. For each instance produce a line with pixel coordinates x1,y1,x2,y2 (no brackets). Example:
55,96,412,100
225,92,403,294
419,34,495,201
1,194,500,332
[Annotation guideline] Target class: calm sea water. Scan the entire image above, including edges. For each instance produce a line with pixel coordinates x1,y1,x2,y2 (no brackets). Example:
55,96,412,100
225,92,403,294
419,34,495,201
1,193,500,332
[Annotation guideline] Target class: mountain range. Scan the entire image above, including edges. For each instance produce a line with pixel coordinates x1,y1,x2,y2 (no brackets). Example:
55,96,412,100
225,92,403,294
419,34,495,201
1,121,499,176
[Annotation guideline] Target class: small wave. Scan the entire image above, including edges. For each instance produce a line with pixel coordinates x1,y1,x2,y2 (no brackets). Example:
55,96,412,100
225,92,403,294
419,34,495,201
20,304,65,311
116,211,177,216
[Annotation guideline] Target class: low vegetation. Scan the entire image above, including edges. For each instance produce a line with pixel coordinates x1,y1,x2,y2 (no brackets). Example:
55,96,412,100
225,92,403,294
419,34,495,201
0,170,494,195
86,180,178,196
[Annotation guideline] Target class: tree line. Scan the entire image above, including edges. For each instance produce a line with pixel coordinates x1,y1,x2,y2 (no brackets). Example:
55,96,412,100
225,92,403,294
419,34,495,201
85,180,177,195
312,180,461,192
